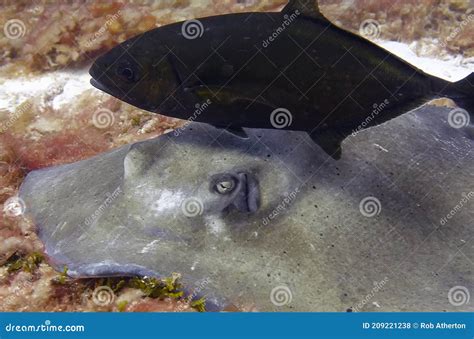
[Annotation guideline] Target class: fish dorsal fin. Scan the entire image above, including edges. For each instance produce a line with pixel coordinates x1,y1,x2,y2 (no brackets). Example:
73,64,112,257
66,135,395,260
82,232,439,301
283,0,329,22
225,126,249,139
309,130,345,160
211,124,249,139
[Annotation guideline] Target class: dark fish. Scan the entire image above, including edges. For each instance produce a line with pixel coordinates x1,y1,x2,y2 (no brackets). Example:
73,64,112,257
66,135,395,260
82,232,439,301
89,0,473,159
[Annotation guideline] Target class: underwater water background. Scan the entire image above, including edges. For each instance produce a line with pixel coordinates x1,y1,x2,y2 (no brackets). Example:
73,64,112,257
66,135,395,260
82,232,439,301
0,0,472,313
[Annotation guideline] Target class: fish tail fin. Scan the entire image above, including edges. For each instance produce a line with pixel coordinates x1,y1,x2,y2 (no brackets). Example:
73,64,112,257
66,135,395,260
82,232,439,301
452,73,474,113
435,73,474,113
453,97,474,116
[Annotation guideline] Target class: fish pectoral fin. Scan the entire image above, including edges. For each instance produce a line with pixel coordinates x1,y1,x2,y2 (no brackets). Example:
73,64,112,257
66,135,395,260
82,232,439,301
283,0,330,22
218,125,249,139
309,130,345,160
167,54,186,87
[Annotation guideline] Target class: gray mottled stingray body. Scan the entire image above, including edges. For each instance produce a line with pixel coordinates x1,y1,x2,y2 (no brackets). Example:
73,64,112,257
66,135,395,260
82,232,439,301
20,105,473,311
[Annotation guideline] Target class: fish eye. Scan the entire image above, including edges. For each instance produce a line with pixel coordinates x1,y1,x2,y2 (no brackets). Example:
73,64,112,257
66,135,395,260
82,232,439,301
116,62,138,83
211,175,237,195
216,180,235,194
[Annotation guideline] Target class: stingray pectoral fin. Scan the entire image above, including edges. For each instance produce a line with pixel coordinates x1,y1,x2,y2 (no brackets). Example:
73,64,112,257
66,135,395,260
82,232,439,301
309,130,345,160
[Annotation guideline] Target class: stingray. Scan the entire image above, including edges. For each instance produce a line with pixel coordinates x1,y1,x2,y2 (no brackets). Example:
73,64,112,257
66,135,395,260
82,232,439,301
19,105,473,311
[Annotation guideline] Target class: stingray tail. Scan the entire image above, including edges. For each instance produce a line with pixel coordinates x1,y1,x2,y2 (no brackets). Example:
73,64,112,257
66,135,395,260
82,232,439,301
434,72,474,114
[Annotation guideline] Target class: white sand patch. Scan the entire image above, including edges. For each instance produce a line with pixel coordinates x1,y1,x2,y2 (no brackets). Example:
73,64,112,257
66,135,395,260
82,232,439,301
378,40,473,82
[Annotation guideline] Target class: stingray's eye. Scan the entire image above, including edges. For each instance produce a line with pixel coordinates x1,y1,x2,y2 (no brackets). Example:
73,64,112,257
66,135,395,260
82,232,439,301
211,175,237,195
216,180,235,194
116,61,138,83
